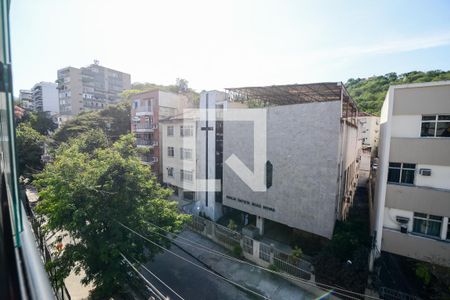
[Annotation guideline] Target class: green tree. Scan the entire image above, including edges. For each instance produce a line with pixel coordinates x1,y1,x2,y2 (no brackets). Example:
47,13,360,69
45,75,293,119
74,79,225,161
18,111,57,136
35,131,188,298
16,123,46,177
53,102,131,143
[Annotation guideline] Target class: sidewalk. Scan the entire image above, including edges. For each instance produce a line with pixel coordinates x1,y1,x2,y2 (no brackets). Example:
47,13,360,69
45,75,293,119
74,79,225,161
174,230,317,300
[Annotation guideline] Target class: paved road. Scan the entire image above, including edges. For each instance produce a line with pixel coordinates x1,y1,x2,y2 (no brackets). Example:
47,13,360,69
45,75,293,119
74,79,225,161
142,245,256,300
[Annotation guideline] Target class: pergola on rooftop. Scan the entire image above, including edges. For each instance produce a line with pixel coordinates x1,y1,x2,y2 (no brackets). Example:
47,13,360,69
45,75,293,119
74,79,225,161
225,82,358,118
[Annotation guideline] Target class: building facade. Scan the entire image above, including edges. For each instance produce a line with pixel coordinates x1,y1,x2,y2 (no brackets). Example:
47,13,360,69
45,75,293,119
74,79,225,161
160,110,198,203
357,113,380,155
373,81,450,267
18,89,33,110
57,61,131,118
222,83,360,239
31,82,59,114
131,90,190,180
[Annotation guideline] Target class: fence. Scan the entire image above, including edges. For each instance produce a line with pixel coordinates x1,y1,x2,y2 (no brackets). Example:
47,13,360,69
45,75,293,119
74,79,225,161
187,215,312,281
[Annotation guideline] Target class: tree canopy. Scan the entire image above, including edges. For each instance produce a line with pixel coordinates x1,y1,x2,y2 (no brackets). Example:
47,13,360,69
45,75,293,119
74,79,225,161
16,123,47,177
35,131,188,298
53,102,131,143
346,70,450,115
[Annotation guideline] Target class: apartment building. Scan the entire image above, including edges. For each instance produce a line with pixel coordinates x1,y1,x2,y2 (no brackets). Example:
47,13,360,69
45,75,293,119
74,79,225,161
19,89,33,110
57,61,131,118
358,112,380,155
31,82,59,114
131,90,190,179
160,109,198,202
222,83,360,239
373,81,450,267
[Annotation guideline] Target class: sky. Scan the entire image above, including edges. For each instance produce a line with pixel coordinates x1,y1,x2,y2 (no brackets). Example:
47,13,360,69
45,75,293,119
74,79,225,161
10,0,450,95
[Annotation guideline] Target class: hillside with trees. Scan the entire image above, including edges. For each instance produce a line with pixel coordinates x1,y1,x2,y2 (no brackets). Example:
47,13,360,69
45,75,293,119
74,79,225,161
346,70,450,115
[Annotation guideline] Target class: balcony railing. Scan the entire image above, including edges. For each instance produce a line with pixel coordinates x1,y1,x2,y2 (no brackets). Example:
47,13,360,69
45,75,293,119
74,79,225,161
141,156,159,164
134,123,157,131
136,139,158,147
135,105,152,113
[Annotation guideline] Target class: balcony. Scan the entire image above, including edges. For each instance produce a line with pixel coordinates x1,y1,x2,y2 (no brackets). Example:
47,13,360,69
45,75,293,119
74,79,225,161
135,105,152,116
141,156,158,165
136,139,158,148
381,228,450,267
134,123,157,133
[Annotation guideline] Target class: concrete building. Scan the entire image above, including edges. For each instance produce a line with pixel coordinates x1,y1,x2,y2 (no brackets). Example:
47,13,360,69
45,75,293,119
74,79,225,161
160,109,198,203
57,61,131,118
222,83,360,239
357,112,380,155
131,90,190,180
373,81,450,268
31,82,59,114
19,89,33,110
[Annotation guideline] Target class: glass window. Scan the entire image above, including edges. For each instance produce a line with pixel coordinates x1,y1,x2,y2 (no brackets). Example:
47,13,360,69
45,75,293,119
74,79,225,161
167,147,174,157
421,115,450,137
180,125,193,137
180,170,193,182
167,167,174,177
167,126,174,136
413,213,442,237
387,162,415,185
180,148,192,160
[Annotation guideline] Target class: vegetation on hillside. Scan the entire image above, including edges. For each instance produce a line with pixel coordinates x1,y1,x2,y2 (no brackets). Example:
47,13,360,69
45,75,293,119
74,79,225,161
346,70,450,115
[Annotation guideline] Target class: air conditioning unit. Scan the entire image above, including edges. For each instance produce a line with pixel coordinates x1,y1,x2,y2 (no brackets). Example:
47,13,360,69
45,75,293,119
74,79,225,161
396,216,409,224
419,168,432,176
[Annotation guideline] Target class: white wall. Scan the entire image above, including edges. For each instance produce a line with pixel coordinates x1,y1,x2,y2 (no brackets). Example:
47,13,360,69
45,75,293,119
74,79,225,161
383,208,414,231
416,164,450,190
161,119,197,192
391,115,421,138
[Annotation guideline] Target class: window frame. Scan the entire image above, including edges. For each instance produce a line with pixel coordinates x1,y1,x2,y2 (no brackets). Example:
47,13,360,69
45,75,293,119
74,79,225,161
421,114,450,138
180,169,193,182
167,125,174,136
167,146,174,157
412,213,443,238
180,125,193,137
387,162,416,185
180,148,193,160
167,167,174,177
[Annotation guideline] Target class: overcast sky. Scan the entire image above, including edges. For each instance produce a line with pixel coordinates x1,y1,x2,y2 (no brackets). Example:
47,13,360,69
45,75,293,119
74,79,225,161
10,0,450,95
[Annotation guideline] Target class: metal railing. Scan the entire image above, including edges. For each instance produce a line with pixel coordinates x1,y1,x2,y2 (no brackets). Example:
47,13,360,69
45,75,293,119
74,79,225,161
379,287,421,300
136,139,158,147
135,123,157,130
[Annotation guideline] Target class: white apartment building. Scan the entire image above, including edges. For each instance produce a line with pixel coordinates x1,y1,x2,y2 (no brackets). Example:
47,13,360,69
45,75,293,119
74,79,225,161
373,81,450,268
31,82,59,114
18,89,33,110
358,112,380,155
161,109,198,202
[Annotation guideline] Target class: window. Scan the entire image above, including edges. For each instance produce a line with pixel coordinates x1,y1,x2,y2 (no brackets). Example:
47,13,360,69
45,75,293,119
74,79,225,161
180,125,193,137
133,100,138,109
387,162,415,185
180,148,193,160
167,147,174,157
413,213,442,237
167,126,174,136
180,170,193,182
421,115,450,137
167,167,174,177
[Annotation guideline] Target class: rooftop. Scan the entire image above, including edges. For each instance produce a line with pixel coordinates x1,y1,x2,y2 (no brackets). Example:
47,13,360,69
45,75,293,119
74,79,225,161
226,82,358,117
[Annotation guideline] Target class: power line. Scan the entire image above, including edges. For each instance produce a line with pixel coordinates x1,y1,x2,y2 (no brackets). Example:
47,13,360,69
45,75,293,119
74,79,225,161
120,252,167,300
131,256,185,300
118,221,371,300
117,221,270,300
144,220,381,300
